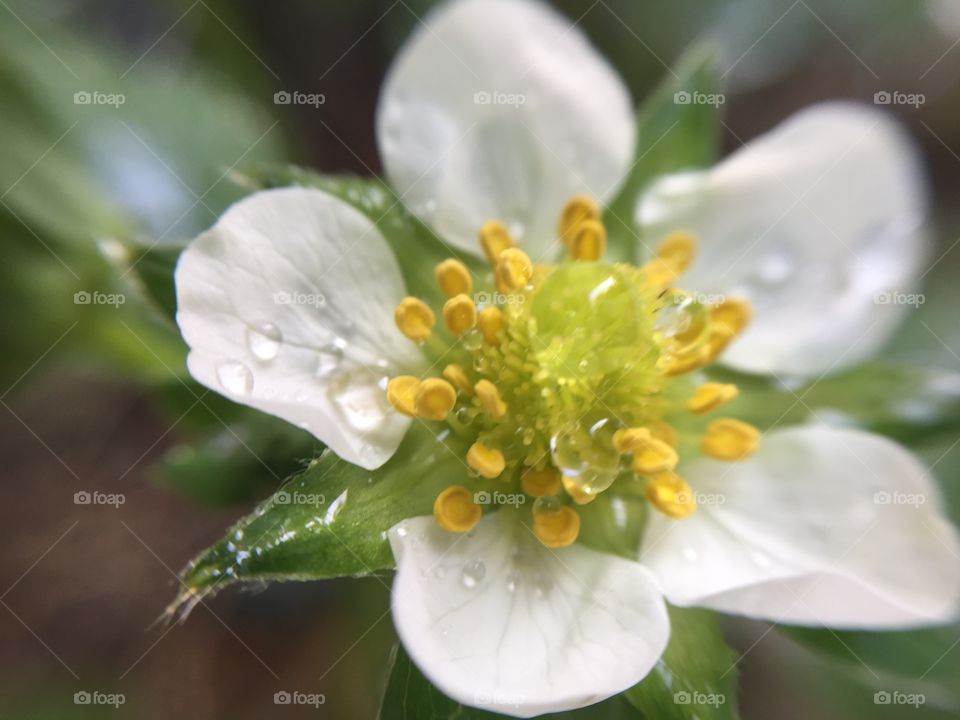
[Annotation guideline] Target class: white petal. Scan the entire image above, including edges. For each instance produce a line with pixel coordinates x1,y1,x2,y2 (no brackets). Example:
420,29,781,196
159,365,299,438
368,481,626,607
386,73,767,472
389,512,668,717
175,187,423,470
377,0,635,260
642,426,960,628
637,102,929,376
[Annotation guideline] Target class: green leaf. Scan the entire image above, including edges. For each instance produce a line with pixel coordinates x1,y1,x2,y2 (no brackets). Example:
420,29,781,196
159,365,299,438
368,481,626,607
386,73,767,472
605,45,721,263
379,644,641,720
709,362,960,441
625,606,740,720
232,166,486,306
173,423,473,609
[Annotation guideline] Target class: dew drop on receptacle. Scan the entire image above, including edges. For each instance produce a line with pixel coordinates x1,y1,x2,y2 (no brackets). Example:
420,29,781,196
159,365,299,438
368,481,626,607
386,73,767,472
461,559,486,589
216,361,253,395
461,328,483,352
247,323,282,361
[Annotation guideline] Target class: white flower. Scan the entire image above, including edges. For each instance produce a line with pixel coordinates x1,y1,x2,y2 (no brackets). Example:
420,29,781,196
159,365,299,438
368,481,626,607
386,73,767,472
174,0,960,716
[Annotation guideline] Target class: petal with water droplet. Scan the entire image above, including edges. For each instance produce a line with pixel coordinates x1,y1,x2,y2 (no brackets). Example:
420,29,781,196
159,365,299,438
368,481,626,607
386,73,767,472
176,187,425,470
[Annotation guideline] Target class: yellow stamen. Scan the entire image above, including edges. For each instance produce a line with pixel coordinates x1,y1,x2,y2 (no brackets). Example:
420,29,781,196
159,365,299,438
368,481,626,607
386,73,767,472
557,195,600,246
477,306,503,345
632,438,679,475
442,293,477,336
442,364,473,396
663,345,710,376
561,476,598,505
613,427,652,454
569,219,606,261
474,379,507,419
521,467,562,497
642,230,697,288
711,297,752,335
532,504,581,548
394,297,435,342
645,471,696,519
701,418,760,461
705,324,737,361
688,382,739,415
479,220,515,264
414,378,457,421
495,248,533,292
435,259,473,298
650,421,678,448
434,485,482,532
467,441,505,479
385,376,420,417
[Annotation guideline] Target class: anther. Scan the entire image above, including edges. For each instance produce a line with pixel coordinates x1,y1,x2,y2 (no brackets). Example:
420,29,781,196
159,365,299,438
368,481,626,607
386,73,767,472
477,306,503,345
570,219,606,261
688,382,739,415
467,441,506,479
442,364,473,396
495,248,533,292
701,418,760,461
645,471,696,519
394,297,435,342
442,294,477,336
557,195,600,246
613,427,652,454
521,467,562,497
414,378,457,421
386,376,420,417
434,485,482,532
474,379,507,419
532,503,581,548
632,438,679,475
435,259,473,298
479,220,515,264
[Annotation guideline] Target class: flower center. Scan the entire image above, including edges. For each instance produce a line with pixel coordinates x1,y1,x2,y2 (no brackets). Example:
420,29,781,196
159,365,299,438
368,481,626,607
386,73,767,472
387,196,758,548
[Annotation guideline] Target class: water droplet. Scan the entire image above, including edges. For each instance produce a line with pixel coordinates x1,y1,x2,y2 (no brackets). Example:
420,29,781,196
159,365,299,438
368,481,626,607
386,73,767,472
323,490,348,525
327,369,391,432
433,565,447,579
461,328,483,352
505,571,520,593
315,343,344,377
461,559,486,588
533,495,562,515
682,547,699,562
247,323,282,361
216,361,253,395
549,420,620,495
755,249,794,286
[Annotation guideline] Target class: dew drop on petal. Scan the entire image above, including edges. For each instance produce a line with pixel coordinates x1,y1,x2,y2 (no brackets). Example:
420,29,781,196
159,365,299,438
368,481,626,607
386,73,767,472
315,343,344,378
247,322,282,361
461,559,486,589
755,248,794,286
216,361,253,395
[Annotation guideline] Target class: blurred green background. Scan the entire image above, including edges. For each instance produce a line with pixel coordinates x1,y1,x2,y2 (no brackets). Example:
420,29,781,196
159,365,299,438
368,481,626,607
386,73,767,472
1,0,959,717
